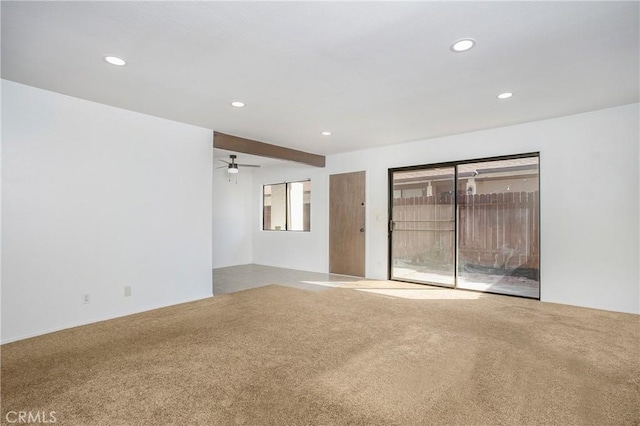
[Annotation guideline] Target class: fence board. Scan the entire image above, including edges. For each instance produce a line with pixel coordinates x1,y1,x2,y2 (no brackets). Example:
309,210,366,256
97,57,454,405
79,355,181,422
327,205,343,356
392,191,539,269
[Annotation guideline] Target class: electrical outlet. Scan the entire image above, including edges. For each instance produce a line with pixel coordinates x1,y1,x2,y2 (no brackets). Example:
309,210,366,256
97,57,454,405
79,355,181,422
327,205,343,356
82,294,90,304
124,286,131,297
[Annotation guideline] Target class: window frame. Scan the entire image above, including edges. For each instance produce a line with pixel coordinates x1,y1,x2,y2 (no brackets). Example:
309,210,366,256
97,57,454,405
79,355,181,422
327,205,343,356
262,179,311,232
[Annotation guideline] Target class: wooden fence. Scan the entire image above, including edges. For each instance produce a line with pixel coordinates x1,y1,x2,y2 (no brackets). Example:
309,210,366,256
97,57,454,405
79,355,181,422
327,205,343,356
392,191,539,270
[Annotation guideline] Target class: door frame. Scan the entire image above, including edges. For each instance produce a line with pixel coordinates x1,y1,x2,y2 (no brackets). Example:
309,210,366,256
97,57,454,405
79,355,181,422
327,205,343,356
387,152,541,299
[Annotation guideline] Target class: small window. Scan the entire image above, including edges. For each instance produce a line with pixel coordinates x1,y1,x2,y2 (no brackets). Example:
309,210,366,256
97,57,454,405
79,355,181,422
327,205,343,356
263,180,310,231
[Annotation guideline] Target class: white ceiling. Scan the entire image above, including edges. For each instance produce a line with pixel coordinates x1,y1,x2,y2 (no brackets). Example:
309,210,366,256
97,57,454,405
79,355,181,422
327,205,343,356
2,1,638,157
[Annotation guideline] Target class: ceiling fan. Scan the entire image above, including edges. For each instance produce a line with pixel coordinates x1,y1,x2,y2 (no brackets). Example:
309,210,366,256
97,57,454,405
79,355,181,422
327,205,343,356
216,154,260,174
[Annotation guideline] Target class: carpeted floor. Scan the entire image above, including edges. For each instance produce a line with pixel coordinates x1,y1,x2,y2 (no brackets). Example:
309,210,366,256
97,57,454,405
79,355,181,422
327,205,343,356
2,285,639,425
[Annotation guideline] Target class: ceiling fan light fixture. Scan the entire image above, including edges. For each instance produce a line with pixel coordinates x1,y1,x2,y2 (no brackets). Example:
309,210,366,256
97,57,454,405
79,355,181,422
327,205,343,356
217,154,259,174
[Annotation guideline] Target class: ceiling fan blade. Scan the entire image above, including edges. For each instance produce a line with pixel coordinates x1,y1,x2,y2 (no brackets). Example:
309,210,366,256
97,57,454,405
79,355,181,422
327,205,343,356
237,163,261,168
215,165,228,169
217,159,231,164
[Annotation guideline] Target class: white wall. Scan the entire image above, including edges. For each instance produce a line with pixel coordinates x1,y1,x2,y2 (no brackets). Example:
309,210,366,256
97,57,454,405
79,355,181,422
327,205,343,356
252,165,327,273
212,169,253,268
2,80,213,343
253,103,640,314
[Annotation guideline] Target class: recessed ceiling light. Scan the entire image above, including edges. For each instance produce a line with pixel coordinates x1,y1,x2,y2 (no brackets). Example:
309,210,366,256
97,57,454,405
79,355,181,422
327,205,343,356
497,92,514,99
231,101,245,108
321,131,332,136
104,56,126,66
450,39,476,53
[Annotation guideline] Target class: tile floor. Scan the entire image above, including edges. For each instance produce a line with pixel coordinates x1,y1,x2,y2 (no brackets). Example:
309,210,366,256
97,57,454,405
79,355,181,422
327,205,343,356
212,264,364,295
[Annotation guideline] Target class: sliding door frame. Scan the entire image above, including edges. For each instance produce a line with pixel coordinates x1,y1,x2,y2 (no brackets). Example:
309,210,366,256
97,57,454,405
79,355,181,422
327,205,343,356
388,151,541,300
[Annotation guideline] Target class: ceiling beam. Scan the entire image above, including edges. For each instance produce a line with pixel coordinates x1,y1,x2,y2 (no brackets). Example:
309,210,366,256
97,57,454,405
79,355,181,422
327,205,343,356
214,132,325,168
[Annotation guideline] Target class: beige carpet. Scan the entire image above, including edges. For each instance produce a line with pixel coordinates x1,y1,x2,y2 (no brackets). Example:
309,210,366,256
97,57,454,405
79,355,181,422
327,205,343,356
2,285,639,425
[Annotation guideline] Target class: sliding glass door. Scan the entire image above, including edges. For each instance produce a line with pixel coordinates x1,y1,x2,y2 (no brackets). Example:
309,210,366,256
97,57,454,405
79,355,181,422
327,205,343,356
390,167,455,286
457,157,540,298
389,154,540,298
